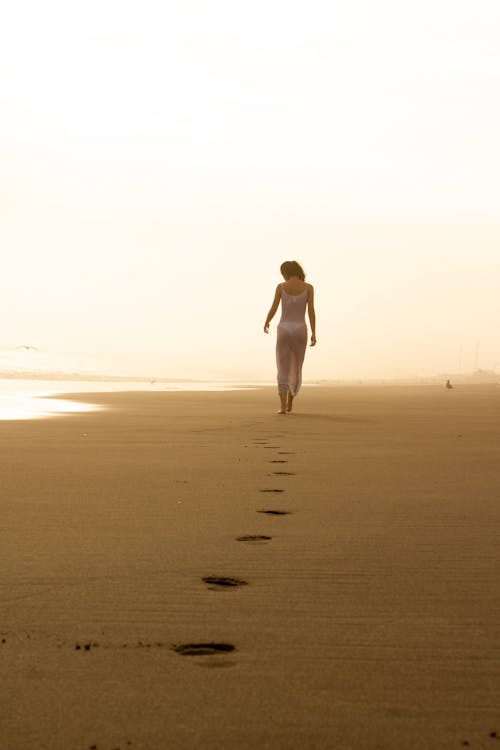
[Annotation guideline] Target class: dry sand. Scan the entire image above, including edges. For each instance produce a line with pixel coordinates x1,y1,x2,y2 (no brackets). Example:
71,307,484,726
1,385,499,750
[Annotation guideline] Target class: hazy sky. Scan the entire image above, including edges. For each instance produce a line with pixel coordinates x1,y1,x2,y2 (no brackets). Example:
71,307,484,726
2,0,499,380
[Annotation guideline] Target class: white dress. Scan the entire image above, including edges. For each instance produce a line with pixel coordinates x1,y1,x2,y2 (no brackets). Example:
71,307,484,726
276,286,308,396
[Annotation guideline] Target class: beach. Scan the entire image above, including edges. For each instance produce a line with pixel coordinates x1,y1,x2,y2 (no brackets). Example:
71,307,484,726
1,384,499,750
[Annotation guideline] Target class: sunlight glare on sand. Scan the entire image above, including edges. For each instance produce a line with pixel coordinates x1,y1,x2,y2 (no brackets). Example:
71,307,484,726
0,379,257,420
0,394,100,420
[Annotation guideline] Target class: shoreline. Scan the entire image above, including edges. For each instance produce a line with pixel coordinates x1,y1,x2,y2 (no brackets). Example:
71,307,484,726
2,378,498,422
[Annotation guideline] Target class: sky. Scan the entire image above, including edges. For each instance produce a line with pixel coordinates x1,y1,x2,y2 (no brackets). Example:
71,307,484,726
1,0,499,380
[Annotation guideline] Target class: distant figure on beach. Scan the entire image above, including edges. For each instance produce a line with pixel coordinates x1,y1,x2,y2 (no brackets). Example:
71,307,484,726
264,260,316,413
446,379,454,389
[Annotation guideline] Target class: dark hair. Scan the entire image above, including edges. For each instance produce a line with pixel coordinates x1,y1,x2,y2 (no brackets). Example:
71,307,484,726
280,260,305,281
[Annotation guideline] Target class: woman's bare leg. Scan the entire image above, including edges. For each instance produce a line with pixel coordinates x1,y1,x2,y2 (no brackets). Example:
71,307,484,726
286,392,294,412
278,392,287,413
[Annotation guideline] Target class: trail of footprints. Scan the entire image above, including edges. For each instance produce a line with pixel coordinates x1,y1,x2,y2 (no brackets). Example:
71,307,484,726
172,432,294,659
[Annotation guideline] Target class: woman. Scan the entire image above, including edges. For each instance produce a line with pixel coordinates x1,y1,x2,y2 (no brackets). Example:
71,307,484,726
264,261,316,413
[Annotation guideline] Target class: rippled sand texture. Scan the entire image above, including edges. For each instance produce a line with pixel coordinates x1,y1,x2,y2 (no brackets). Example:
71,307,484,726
1,385,499,750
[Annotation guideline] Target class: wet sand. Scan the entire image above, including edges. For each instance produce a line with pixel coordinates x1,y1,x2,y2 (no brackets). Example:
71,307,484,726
1,385,499,750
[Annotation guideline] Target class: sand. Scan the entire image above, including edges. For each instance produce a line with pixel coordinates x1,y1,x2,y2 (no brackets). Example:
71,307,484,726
1,384,499,750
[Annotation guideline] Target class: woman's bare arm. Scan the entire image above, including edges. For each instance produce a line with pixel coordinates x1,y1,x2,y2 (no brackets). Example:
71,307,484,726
264,284,282,333
307,284,317,345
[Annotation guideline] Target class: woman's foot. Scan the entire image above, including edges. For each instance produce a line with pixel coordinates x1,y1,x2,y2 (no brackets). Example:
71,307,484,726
286,392,294,412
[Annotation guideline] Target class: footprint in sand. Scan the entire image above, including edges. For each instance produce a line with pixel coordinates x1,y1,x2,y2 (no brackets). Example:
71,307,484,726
269,459,288,464
271,471,295,476
236,535,272,542
172,642,236,656
257,510,291,516
259,488,284,493
277,451,295,455
202,576,248,588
